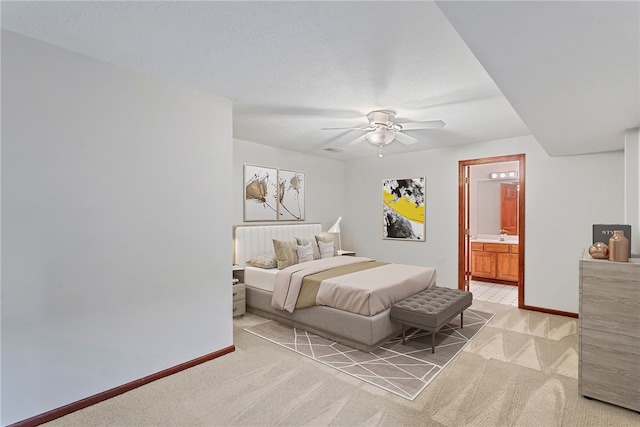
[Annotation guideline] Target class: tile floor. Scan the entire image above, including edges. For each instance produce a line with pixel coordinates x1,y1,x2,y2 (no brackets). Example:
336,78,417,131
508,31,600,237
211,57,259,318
469,280,518,307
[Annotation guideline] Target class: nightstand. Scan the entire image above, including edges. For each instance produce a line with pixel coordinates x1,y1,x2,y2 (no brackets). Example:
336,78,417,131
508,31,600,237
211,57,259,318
338,250,356,256
232,265,246,317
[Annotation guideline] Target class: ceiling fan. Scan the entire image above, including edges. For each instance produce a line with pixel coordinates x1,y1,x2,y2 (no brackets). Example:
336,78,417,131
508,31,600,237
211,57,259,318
322,110,445,148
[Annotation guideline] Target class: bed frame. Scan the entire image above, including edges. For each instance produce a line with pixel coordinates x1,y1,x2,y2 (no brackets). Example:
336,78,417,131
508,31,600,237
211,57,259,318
233,223,402,352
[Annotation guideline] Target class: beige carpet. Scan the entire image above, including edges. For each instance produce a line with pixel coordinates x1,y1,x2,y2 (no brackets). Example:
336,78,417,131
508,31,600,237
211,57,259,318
43,300,639,426
245,309,493,400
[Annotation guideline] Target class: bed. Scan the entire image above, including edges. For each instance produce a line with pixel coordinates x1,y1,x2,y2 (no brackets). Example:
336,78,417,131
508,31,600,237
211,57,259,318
233,223,437,351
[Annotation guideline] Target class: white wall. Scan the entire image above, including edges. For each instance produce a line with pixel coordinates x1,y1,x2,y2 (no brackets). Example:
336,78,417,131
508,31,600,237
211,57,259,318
233,139,347,237
1,31,233,425
344,136,625,314
625,127,640,256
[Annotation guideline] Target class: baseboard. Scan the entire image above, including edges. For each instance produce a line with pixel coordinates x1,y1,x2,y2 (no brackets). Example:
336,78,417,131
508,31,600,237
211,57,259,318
8,345,236,427
522,304,578,318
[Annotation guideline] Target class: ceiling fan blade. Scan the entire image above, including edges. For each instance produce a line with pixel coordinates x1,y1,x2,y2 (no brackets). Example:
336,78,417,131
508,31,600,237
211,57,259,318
322,126,371,131
399,120,446,131
394,132,418,145
347,134,368,146
234,105,361,119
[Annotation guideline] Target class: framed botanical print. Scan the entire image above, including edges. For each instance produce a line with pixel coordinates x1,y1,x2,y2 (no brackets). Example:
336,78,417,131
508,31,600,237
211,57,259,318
277,169,305,221
243,164,278,221
382,177,426,241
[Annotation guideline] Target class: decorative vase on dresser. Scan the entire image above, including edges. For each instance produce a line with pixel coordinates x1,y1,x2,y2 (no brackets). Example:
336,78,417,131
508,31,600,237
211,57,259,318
579,249,639,411
608,230,629,262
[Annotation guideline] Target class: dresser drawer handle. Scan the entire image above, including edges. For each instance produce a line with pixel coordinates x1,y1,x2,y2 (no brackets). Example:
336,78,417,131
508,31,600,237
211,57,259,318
233,307,237,311
233,292,237,296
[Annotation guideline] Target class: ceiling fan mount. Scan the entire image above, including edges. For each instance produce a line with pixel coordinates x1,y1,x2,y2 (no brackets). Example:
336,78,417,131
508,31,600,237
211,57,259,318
322,109,445,150
367,110,401,132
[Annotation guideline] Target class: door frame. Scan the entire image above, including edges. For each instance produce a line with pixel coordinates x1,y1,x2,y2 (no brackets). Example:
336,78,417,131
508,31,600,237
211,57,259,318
458,154,526,307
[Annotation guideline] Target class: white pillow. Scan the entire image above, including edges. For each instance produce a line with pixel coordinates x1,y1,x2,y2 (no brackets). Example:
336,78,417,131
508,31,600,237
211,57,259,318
296,242,314,263
315,232,338,256
318,240,335,259
296,237,320,260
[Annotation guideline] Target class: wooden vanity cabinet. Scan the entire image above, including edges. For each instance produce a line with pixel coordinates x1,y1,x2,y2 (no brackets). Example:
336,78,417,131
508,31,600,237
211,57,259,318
497,245,519,282
471,242,519,282
471,242,496,279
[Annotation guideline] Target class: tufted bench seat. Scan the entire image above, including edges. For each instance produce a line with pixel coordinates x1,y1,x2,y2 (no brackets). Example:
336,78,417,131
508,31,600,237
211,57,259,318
390,286,473,353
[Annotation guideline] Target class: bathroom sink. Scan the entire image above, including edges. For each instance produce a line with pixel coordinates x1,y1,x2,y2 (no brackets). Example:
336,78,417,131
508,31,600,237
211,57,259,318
472,235,518,244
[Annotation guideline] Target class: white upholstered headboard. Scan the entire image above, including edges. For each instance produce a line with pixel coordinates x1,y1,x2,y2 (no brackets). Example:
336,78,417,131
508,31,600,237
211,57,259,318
233,223,323,267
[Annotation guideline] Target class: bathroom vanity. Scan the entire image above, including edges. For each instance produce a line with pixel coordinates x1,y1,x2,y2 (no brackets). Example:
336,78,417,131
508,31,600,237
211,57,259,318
471,239,519,283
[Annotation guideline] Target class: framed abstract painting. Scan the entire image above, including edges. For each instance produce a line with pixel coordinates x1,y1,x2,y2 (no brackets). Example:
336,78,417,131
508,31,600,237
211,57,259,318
382,177,426,241
244,164,278,221
277,169,305,221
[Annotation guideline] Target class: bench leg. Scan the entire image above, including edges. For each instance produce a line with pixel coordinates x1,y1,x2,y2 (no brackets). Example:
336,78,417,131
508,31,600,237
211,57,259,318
402,324,406,344
431,332,435,354
461,311,464,328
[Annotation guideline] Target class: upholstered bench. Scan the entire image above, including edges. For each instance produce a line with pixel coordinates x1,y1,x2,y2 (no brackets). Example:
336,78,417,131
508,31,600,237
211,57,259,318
390,287,473,353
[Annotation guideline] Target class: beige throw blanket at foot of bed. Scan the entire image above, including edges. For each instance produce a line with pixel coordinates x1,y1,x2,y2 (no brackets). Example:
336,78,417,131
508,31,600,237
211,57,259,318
272,256,375,313
271,256,437,315
317,263,437,315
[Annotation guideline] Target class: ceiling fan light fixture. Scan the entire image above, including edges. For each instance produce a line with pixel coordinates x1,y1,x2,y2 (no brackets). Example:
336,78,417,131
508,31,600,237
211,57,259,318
366,128,396,146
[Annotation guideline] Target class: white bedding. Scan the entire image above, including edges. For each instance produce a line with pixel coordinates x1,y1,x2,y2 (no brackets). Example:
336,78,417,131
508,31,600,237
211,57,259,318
271,257,437,316
245,266,278,292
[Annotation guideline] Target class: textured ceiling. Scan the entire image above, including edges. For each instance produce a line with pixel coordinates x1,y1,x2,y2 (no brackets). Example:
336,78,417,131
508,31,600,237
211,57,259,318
437,0,640,157
2,1,638,160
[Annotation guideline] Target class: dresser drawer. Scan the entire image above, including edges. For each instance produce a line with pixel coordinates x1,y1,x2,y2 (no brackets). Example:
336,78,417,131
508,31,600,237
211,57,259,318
232,283,246,302
580,328,640,410
580,269,640,338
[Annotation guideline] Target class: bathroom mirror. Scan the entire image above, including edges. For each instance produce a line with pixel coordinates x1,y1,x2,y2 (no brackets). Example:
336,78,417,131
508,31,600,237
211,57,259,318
471,161,519,237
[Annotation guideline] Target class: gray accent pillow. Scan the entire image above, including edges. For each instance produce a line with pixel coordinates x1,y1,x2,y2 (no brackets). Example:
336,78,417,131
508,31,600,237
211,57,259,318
246,254,277,269
273,238,299,269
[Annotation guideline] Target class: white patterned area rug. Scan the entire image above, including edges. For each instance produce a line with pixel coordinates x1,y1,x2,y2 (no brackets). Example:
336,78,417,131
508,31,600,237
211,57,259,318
244,308,494,400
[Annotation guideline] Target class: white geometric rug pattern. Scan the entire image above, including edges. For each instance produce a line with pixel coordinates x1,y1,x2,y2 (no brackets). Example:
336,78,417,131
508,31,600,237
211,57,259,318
245,309,494,400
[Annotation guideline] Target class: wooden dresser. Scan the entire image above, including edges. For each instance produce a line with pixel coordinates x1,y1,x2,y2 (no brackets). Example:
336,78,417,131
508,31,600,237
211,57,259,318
578,250,640,411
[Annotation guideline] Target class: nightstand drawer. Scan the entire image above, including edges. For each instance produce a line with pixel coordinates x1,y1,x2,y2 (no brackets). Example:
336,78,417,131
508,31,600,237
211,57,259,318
232,283,246,302
233,299,246,317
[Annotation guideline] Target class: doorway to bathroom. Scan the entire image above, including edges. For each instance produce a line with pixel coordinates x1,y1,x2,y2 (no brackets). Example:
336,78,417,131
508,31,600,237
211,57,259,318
458,154,525,308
